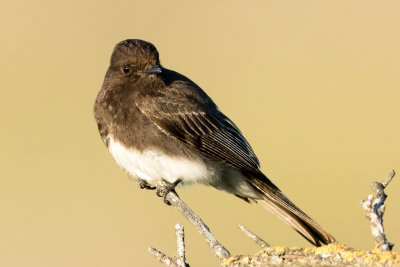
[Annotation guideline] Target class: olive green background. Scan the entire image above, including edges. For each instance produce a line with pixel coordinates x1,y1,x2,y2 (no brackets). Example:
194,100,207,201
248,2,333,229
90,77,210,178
1,1,399,266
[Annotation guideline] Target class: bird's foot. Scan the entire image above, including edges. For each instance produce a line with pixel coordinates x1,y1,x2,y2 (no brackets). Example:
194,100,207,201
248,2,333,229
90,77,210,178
138,179,156,190
156,179,182,205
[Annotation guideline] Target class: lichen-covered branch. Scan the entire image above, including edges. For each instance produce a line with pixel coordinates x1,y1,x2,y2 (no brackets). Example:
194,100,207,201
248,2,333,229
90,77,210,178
361,170,395,251
221,244,400,266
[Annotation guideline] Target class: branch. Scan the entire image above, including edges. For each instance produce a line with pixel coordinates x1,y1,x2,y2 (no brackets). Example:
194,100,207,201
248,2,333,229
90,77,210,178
238,224,270,249
149,224,189,267
148,170,399,266
222,244,400,266
148,247,179,267
175,224,187,266
223,170,399,266
156,180,230,260
360,170,395,251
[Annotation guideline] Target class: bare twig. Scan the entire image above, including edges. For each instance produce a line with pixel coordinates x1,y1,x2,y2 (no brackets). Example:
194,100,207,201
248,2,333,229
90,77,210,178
238,224,270,249
175,224,186,267
148,247,179,267
148,224,189,267
360,170,395,251
381,170,396,188
157,180,230,260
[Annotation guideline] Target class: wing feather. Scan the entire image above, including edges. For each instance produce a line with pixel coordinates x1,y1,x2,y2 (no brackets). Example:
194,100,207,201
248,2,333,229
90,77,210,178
135,84,260,173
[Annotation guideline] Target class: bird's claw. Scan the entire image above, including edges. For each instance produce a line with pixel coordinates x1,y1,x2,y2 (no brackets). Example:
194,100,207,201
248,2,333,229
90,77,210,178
156,179,182,205
138,179,156,190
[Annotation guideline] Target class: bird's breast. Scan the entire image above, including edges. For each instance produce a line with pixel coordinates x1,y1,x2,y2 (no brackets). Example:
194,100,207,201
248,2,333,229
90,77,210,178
107,135,218,185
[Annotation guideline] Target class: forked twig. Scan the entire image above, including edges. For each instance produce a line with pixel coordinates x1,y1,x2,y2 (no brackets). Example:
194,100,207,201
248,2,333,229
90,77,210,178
149,224,189,267
156,180,230,260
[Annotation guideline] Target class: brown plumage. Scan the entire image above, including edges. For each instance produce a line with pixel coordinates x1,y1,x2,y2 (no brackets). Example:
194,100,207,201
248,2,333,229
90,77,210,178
94,39,337,246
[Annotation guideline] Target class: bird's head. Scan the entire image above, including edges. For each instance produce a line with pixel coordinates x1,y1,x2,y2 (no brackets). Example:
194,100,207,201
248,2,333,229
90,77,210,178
107,39,162,82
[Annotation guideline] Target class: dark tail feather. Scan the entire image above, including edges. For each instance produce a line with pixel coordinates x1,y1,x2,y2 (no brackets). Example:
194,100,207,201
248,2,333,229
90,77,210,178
247,174,336,246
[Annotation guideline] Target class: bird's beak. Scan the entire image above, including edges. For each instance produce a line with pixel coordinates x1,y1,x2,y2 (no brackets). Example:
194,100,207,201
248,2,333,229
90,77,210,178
144,65,162,74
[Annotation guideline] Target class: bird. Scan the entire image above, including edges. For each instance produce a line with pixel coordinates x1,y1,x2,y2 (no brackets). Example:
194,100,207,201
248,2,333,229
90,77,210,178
94,39,336,246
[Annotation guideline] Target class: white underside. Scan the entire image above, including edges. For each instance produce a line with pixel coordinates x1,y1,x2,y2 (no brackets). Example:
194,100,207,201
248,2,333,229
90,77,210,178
107,135,260,199
108,136,217,185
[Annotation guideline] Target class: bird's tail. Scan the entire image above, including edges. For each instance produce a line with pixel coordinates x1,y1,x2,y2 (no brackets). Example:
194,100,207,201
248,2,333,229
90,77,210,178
246,174,337,246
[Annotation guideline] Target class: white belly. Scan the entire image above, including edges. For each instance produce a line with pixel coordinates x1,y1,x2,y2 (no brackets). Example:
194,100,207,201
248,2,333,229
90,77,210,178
107,136,216,185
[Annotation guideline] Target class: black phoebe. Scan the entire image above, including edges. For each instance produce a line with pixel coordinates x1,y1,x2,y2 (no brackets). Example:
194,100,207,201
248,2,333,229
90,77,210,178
94,39,336,246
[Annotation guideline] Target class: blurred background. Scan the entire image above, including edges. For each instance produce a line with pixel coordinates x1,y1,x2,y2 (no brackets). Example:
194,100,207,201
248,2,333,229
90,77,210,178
1,1,399,266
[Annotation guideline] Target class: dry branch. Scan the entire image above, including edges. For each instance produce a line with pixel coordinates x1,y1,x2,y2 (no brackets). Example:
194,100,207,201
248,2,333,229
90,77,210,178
148,171,398,266
361,170,395,251
238,224,270,249
149,224,189,267
155,180,230,260
148,247,180,267
175,224,187,266
221,244,400,266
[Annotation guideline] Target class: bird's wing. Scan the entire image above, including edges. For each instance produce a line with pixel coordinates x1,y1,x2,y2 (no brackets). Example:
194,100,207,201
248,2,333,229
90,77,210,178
135,82,260,173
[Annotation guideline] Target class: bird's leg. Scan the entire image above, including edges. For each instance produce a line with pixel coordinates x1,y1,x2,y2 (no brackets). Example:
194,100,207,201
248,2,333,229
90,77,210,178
138,179,156,190
156,179,182,205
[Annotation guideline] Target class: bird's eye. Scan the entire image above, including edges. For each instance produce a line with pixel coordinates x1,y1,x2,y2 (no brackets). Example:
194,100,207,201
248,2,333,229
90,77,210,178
122,65,131,74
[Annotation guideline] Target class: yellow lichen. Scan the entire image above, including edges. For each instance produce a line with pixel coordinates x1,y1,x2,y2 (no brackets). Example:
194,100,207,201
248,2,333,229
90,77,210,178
222,257,231,265
221,244,400,266
273,246,287,253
